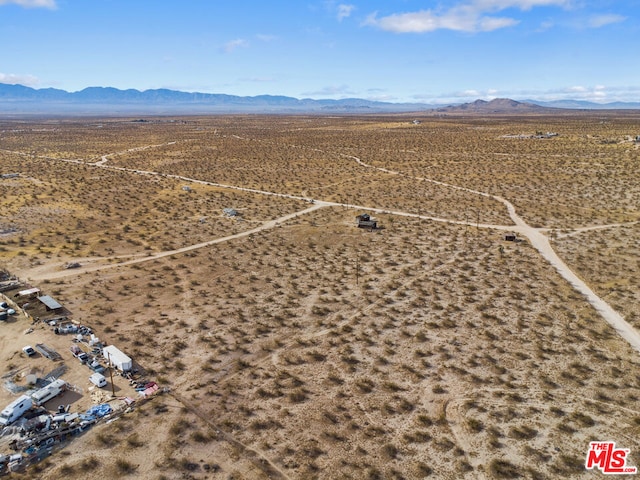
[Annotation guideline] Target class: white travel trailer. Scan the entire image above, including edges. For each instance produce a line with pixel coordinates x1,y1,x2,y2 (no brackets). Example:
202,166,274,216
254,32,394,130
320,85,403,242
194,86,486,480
30,379,67,407
0,395,33,426
103,345,132,372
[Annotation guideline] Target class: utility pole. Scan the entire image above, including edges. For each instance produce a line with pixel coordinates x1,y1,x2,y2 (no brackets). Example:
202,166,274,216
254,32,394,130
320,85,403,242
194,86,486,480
107,351,116,397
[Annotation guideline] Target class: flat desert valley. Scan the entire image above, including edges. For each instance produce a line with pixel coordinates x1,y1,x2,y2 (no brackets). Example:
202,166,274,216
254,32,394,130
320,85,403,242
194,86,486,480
1,112,640,479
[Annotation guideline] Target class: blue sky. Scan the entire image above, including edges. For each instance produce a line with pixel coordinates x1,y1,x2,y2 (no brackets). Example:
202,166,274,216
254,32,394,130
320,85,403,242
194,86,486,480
0,0,638,103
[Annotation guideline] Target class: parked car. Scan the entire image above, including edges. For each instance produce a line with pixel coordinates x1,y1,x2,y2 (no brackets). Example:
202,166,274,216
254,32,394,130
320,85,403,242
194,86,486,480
88,360,105,374
70,345,89,363
22,346,36,357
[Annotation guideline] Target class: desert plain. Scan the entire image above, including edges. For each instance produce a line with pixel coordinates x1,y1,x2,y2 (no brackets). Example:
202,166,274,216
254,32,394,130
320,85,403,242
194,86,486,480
0,111,639,479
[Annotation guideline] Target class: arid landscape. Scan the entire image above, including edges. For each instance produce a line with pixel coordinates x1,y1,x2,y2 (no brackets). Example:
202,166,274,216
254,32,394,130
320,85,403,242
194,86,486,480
1,111,640,479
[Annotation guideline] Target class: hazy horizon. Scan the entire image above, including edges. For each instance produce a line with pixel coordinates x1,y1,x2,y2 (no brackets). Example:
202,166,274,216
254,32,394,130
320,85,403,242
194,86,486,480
0,1,638,105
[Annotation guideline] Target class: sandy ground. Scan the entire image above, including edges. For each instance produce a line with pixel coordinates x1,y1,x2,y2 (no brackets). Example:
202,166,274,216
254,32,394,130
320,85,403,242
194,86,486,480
1,114,640,479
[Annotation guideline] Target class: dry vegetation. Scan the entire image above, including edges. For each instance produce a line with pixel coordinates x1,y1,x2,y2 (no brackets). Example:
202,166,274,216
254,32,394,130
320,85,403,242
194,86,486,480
554,224,640,329
1,112,639,479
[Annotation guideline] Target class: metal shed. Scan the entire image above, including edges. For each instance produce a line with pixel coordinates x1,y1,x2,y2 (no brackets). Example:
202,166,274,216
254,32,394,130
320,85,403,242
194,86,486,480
37,295,63,312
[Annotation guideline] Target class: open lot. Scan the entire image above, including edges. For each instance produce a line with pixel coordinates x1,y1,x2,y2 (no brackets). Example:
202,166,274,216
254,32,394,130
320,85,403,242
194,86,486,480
1,112,639,479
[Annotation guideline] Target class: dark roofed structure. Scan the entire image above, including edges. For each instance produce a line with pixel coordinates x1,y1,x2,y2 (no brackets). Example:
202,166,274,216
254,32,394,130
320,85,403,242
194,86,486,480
37,295,63,312
356,213,377,229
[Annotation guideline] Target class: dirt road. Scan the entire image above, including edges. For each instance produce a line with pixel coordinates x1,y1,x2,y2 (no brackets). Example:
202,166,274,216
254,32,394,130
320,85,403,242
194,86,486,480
12,145,640,355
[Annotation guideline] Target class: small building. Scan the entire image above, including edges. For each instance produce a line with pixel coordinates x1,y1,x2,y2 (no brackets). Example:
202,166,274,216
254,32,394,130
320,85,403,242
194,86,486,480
504,233,517,242
223,208,239,217
356,213,377,229
37,295,63,313
16,287,40,299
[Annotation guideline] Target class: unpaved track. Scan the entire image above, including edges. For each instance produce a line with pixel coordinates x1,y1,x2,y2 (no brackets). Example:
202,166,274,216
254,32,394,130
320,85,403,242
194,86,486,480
24,203,325,282
344,153,640,354
10,143,640,355
553,221,639,239
168,391,291,480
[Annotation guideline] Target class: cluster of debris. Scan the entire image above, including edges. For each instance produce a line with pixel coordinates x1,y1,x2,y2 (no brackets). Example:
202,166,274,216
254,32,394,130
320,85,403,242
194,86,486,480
501,132,559,139
0,400,121,474
0,273,163,474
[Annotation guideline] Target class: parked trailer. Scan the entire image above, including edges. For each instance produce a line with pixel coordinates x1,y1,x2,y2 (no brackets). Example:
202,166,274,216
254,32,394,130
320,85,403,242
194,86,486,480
0,395,33,426
103,345,132,372
30,379,67,407
34,344,62,361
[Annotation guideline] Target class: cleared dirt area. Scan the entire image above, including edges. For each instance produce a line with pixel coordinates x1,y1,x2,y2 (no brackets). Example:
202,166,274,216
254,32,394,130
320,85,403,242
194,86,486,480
0,113,639,479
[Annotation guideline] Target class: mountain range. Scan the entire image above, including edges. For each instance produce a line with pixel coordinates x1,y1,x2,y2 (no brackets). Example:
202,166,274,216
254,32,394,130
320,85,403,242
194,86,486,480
0,83,639,115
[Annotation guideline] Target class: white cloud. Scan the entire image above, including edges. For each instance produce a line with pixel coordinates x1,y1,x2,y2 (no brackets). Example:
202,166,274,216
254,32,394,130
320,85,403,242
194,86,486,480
222,39,249,53
0,73,39,86
472,0,571,10
323,1,355,21
418,84,640,104
478,16,519,30
337,4,355,21
0,0,56,8
365,0,571,33
587,14,626,28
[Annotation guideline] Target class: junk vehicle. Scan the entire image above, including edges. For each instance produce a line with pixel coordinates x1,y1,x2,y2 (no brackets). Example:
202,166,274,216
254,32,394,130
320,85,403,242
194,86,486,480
89,373,107,388
22,345,36,357
0,395,33,426
70,345,89,363
30,379,67,407
88,360,105,374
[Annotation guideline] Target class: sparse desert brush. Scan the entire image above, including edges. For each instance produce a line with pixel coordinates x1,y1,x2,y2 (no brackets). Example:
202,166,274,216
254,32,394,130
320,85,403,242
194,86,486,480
2,113,639,480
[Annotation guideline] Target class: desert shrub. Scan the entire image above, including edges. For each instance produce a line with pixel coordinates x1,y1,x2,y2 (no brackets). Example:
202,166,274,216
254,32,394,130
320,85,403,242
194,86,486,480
467,417,484,432
288,389,307,403
115,458,137,474
489,459,522,478
382,443,399,459
191,430,211,443
508,425,537,440
79,455,100,470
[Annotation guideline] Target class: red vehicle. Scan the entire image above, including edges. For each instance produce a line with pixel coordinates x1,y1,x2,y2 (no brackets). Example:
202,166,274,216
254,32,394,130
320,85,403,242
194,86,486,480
70,345,89,363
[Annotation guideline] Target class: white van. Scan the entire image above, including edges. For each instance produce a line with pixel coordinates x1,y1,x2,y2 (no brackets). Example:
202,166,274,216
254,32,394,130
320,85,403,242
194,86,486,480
89,373,107,388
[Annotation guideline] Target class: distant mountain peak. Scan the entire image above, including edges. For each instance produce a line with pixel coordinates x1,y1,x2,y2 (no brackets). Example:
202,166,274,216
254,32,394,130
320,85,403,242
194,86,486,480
1,83,639,115
439,98,544,113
